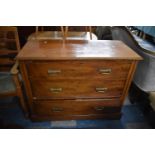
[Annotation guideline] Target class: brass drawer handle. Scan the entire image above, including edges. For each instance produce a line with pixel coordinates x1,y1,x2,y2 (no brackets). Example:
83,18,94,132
50,88,62,93
48,69,61,75
52,107,63,112
99,68,111,75
94,106,105,111
96,87,108,93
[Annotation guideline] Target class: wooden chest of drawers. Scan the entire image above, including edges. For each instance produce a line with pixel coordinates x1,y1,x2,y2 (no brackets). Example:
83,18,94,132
17,40,141,121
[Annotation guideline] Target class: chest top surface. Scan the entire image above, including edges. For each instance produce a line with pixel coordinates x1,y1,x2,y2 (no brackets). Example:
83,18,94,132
16,40,142,60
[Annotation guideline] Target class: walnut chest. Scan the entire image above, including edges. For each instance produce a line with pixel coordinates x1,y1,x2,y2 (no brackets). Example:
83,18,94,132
17,40,141,121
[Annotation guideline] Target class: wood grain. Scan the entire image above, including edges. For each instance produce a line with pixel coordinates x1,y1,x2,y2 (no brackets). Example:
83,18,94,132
33,99,121,116
17,38,142,121
30,78,126,99
31,113,122,121
17,40,142,60
26,60,131,80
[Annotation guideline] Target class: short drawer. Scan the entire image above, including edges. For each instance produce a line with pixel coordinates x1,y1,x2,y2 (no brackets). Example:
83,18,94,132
26,60,131,80
30,79,126,99
32,99,121,116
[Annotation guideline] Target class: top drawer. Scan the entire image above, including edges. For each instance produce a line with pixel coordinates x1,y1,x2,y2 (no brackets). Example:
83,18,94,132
26,60,131,80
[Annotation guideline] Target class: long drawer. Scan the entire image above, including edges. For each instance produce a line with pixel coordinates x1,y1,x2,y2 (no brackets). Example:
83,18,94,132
30,79,126,99
26,60,131,80
33,99,121,116
31,113,122,121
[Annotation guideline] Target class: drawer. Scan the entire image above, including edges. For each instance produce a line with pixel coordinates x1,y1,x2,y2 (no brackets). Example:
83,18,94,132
26,60,131,80
30,79,126,99
32,99,121,116
31,113,122,121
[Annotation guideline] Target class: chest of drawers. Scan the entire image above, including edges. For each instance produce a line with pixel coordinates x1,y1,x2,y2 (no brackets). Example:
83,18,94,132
17,40,141,121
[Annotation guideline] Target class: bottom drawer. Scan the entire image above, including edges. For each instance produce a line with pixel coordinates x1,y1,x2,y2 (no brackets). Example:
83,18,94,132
31,113,122,121
32,99,121,116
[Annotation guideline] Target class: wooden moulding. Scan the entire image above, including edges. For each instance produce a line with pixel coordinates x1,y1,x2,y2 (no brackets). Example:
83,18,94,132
120,60,138,104
19,62,33,114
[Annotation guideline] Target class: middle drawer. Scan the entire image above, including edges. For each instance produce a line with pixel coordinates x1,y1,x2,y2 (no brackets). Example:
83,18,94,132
30,79,126,99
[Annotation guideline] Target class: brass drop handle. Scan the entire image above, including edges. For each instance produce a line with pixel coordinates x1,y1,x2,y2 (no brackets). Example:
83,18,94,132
96,87,108,93
94,106,105,111
99,68,111,75
50,88,62,93
48,69,61,75
52,107,63,112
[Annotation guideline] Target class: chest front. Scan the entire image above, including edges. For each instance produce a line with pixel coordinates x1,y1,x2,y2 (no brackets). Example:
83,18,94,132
17,40,141,121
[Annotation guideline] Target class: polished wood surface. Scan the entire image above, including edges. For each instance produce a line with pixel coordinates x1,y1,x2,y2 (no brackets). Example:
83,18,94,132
33,99,121,116
32,27,64,40
17,39,141,121
63,26,93,40
30,78,126,99
26,60,131,80
31,113,121,121
17,40,142,60
28,31,97,41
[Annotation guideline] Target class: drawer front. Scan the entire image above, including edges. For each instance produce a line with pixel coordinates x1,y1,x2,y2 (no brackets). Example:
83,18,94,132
33,99,121,116
30,79,126,99
31,113,121,121
26,60,131,80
